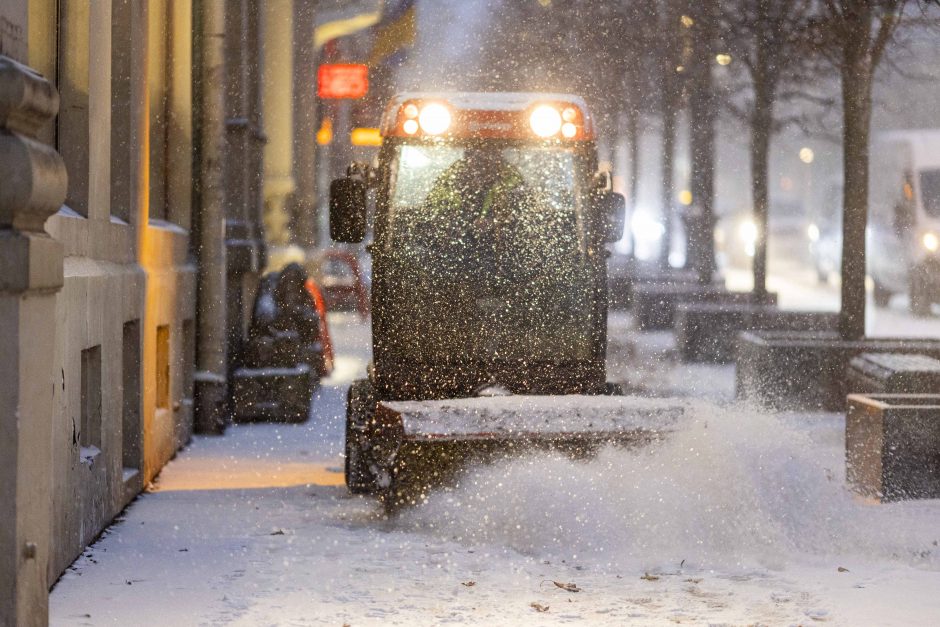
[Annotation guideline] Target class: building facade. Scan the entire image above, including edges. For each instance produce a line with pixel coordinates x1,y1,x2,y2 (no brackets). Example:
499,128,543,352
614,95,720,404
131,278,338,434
1,1,268,623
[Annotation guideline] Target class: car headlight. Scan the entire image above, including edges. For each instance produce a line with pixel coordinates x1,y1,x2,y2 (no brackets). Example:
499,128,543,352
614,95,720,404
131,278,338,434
631,212,665,241
737,218,758,258
807,223,820,242
737,219,758,244
923,232,939,252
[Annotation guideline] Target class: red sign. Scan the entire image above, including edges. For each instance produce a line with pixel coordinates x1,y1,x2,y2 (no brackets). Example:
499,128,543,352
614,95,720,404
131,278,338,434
317,64,369,99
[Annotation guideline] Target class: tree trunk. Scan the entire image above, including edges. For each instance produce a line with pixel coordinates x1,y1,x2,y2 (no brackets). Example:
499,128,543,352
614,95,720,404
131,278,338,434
687,5,717,284
838,46,875,340
660,89,677,270
626,99,640,259
750,82,773,302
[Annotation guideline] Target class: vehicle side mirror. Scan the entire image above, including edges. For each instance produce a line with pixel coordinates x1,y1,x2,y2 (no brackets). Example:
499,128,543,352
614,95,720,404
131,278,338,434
330,177,367,243
598,191,626,242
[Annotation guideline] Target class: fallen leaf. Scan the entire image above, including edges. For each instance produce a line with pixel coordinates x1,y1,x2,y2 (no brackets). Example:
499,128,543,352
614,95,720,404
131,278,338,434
530,602,550,613
462,581,476,587
270,530,285,536
641,573,660,581
553,581,581,593
837,566,849,573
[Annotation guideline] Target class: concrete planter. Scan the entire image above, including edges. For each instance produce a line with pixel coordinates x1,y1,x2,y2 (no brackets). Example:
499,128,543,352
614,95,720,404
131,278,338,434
675,304,839,363
846,353,940,395
846,394,940,501
633,285,776,331
735,331,940,411
610,260,701,311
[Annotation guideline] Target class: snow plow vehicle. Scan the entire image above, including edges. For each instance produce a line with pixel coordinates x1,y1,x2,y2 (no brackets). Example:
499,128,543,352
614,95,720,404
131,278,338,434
330,93,682,510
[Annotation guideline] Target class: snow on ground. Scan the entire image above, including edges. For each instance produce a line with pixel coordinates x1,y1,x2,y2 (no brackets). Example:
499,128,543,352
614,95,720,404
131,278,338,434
50,309,940,626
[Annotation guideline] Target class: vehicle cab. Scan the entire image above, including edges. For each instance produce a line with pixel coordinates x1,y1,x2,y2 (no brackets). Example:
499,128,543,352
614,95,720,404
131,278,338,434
330,92,625,400
868,130,940,313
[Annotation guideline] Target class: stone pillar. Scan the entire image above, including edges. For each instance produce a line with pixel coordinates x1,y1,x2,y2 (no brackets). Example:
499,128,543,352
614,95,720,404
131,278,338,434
289,0,318,250
0,54,68,627
223,0,263,377
262,0,295,249
192,0,229,433
247,0,267,266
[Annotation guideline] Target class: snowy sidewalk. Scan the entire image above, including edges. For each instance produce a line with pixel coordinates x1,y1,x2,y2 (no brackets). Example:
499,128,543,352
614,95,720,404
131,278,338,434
51,314,940,626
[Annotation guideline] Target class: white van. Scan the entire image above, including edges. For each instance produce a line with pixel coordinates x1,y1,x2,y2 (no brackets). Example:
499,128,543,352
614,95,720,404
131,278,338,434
868,129,940,315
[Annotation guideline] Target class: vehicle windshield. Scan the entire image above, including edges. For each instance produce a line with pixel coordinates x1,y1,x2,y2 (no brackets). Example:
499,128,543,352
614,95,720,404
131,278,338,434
380,142,594,363
920,168,940,217
387,143,585,263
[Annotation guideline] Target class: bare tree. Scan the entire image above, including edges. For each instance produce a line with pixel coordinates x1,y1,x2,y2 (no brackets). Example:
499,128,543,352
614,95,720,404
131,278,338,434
656,0,688,270
719,0,817,302
686,2,719,284
811,0,938,339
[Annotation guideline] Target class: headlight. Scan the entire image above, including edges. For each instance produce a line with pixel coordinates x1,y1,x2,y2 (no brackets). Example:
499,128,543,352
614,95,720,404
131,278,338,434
923,232,939,252
529,105,562,138
418,103,451,135
737,219,758,244
807,223,820,242
737,218,758,257
631,212,665,241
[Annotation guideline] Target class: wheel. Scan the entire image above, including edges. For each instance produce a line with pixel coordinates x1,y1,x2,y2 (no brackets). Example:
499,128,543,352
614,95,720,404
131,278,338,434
872,281,893,308
345,378,379,494
910,271,932,317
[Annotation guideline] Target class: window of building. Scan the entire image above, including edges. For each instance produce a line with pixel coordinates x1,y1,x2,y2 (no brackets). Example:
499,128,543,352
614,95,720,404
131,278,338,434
56,0,91,216
156,324,170,409
148,0,170,223
148,0,192,228
110,0,132,224
80,345,102,453
121,320,141,477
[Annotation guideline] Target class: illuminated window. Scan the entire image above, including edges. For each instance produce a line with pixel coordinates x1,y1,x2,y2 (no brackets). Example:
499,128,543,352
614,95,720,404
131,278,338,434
156,325,170,409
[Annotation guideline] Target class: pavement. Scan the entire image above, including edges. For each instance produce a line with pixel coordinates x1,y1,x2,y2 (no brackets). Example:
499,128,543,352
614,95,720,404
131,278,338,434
48,270,940,626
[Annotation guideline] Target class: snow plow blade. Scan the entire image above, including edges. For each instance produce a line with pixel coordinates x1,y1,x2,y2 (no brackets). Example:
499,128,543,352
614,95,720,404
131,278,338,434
372,395,686,513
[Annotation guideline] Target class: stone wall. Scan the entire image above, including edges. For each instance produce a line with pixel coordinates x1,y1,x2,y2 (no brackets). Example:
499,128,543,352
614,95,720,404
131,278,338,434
28,0,197,585
0,41,68,627
2,0,266,620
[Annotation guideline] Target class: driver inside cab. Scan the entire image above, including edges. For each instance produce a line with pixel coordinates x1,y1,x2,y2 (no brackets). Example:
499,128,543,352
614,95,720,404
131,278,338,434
421,148,536,282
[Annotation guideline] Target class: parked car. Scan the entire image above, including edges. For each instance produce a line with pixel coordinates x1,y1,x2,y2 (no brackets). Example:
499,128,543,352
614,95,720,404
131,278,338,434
714,210,758,270
806,178,842,284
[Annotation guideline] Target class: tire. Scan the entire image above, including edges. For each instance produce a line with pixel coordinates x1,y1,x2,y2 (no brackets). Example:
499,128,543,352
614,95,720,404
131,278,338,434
872,281,893,308
910,271,932,317
345,378,379,494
